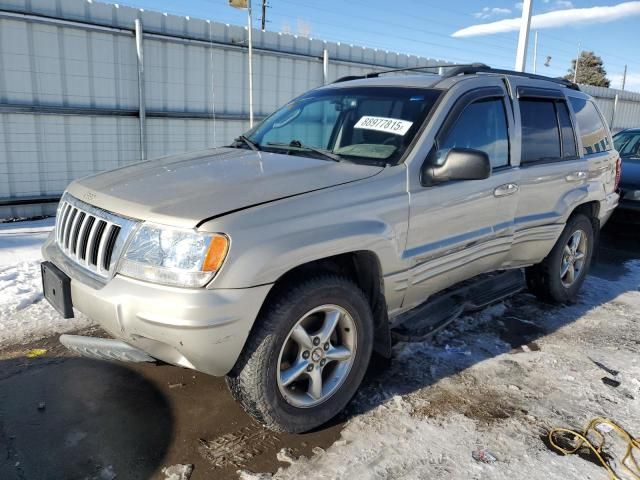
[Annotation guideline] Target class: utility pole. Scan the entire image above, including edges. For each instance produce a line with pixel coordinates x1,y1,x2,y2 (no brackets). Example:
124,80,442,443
532,31,538,74
229,0,254,127
134,19,146,161
261,0,266,31
621,64,627,91
573,42,581,83
514,0,533,72
247,0,254,127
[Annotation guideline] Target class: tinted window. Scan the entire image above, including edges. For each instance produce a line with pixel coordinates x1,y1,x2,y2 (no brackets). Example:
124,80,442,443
618,133,640,157
440,98,509,168
557,102,577,158
614,132,634,151
520,99,560,163
569,97,611,154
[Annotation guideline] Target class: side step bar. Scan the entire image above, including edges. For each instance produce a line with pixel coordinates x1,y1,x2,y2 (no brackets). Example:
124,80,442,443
391,269,524,342
60,334,156,363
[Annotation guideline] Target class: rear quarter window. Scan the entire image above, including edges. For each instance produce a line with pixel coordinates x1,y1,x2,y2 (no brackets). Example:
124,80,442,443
569,97,612,154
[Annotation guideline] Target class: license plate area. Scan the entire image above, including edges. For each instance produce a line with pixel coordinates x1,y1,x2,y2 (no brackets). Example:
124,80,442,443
41,261,74,319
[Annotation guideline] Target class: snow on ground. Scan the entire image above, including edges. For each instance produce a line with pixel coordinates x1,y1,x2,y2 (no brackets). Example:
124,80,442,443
241,260,640,480
0,218,93,347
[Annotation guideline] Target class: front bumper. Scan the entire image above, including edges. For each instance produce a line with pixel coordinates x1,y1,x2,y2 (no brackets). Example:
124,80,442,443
43,234,272,376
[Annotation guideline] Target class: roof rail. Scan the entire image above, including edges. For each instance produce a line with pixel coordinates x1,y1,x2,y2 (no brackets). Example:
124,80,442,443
332,62,580,91
441,64,580,90
331,63,477,84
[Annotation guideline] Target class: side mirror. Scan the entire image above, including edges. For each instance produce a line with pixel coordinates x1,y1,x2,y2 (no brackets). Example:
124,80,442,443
421,147,491,186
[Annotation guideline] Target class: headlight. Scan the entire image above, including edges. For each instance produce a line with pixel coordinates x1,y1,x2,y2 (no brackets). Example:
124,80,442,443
118,223,229,288
625,189,640,200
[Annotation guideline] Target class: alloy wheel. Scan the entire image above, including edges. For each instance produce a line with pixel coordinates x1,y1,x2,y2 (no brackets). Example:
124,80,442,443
276,304,357,408
560,229,588,288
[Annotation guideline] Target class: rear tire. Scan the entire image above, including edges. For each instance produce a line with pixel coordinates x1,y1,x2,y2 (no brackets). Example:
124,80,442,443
525,213,594,303
226,275,374,433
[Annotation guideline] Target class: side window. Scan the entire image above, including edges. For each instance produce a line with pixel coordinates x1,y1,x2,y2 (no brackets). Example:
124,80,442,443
520,99,560,163
569,97,611,154
556,101,577,158
619,133,640,157
440,98,509,169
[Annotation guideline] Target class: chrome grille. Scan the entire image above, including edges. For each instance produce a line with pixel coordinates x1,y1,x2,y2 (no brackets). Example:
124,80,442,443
55,194,137,279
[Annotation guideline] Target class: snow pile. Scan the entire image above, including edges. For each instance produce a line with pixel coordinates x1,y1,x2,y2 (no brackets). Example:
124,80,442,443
241,260,640,480
0,218,93,347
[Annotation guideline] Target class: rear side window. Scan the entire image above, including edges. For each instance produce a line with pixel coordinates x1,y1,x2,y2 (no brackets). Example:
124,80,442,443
557,102,577,158
569,97,611,154
440,98,509,168
520,99,560,163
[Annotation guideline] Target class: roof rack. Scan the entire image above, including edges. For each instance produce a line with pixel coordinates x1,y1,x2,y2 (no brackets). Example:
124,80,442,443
332,62,580,91
331,63,477,84
440,64,580,90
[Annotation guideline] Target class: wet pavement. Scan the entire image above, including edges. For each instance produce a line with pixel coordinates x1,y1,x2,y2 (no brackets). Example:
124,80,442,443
0,221,638,480
0,333,343,479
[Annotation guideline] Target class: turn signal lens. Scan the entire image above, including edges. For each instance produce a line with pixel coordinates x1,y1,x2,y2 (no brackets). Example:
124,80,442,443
203,234,229,272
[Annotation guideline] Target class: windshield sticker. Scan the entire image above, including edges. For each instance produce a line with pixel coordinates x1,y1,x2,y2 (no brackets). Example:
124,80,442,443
354,116,413,136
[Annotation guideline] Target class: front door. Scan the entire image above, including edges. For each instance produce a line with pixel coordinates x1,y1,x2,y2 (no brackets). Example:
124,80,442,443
402,84,519,311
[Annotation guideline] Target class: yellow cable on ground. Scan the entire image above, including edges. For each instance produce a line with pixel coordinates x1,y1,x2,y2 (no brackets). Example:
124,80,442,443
549,417,640,480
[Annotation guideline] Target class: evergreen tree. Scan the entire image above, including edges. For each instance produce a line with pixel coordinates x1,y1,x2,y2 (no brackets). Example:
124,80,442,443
565,51,610,87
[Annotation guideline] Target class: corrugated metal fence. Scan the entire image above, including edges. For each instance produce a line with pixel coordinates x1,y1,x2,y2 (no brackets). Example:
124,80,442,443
1,0,639,219
580,85,640,132
0,0,449,217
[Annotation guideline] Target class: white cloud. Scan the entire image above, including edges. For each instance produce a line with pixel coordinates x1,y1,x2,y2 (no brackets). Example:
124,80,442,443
514,1,523,10
554,0,574,8
473,6,512,19
453,1,640,37
610,72,640,93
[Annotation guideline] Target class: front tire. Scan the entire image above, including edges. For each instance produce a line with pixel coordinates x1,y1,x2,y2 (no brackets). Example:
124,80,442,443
226,275,374,433
525,213,594,303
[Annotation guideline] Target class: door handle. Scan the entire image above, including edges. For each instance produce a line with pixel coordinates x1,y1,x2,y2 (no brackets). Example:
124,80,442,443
566,171,587,182
494,183,519,197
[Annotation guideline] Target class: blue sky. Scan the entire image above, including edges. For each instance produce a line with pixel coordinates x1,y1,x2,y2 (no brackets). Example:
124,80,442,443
103,0,638,91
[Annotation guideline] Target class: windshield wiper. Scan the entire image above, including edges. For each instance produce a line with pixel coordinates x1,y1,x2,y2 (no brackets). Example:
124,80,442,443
233,135,261,151
267,140,342,162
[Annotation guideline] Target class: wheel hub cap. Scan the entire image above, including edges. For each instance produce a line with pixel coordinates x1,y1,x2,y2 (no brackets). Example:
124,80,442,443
276,305,357,408
560,229,588,288
311,348,323,363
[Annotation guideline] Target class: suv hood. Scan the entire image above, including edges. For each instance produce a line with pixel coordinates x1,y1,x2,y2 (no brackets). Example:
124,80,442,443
67,148,384,228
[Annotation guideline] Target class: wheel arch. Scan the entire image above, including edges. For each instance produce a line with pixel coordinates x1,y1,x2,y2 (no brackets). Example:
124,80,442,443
569,200,601,254
239,250,392,367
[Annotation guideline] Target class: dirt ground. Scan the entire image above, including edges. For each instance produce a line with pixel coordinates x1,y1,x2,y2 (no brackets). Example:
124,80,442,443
0,221,638,480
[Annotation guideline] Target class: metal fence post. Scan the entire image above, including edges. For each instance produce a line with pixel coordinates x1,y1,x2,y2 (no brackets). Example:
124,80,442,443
323,49,329,85
611,93,619,130
135,19,146,161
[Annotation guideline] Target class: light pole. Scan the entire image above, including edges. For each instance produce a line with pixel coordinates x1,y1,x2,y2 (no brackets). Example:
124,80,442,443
573,42,581,83
532,31,538,74
229,0,254,128
515,0,533,72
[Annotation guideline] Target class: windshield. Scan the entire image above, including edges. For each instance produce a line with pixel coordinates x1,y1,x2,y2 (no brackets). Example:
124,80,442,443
614,132,640,157
244,86,441,164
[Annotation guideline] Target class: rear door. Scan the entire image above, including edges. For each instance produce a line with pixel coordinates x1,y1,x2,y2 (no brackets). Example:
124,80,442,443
508,83,586,266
